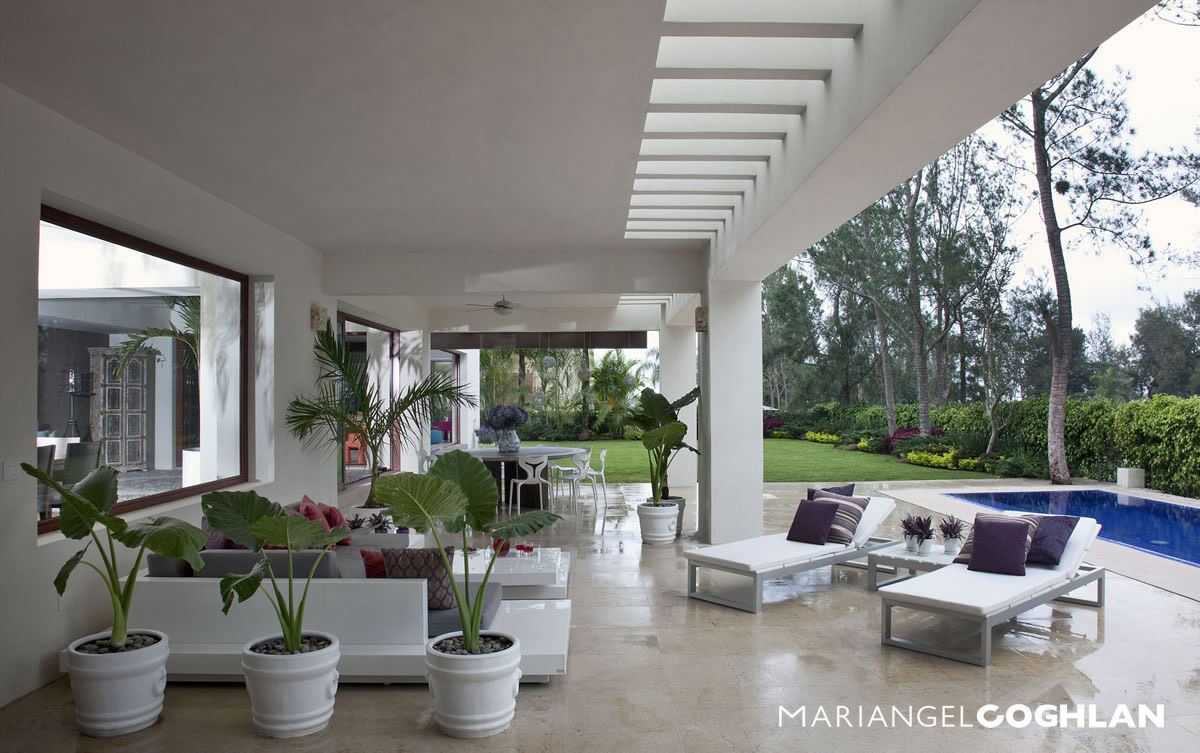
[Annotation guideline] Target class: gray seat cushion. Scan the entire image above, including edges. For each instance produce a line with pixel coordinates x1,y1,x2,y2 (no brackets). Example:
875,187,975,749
147,549,341,579
427,583,503,638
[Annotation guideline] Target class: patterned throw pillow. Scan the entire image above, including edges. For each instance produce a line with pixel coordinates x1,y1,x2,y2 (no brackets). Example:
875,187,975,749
811,491,869,545
382,547,456,609
806,483,855,501
953,513,1041,565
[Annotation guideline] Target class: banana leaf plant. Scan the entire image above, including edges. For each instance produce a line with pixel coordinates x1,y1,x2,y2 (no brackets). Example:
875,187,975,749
286,320,477,507
627,387,700,505
21,464,206,649
375,450,560,652
201,490,350,652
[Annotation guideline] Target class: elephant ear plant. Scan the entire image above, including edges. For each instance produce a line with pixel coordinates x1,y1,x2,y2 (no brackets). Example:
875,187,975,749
375,450,561,653
201,490,349,652
628,387,700,505
21,464,206,649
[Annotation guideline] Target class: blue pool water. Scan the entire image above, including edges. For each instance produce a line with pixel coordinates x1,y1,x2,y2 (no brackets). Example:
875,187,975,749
950,490,1200,568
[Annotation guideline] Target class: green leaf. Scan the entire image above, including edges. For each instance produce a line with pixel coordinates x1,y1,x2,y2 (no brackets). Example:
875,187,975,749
53,543,91,596
669,387,700,412
70,466,121,513
218,557,271,615
641,421,686,451
114,517,207,571
429,450,499,532
485,510,562,541
201,490,283,550
375,472,468,533
251,515,347,551
21,464,126,539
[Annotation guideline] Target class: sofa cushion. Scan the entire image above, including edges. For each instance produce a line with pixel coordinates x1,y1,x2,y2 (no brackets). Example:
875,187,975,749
806,483,855,501
786,500,839,545
317,501,352,546
879,563,1067,616
361,549,386,579
811,491,868,546
382,547,455,609
684,533,847,573
200,516,226,551
967,518,1032,576
427,583,502,638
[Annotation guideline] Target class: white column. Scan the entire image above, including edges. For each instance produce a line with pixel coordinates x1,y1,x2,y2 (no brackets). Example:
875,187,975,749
149,335,175,469
366,327,392,467
698,279,763,544
658,322,698,488
198,275,242,481
395,329,431,471
460,349,481,447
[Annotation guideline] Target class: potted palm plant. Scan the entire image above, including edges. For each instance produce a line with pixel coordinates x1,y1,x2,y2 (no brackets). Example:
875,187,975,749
201,490,350,738
375,450,560,738
628,387,700,543
286,321,476,508
21,464,206,737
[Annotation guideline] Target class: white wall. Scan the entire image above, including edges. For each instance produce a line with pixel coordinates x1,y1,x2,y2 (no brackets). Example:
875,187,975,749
659,323,698,488
0,83,338,707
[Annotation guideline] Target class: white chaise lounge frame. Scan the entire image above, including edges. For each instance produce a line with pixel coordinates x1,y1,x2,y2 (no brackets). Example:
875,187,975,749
685,497,897,613
879,516,1105,667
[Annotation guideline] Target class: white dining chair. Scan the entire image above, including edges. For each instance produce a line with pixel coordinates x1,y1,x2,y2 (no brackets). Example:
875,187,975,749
508,455,549,514
558,451,600,513
586,448,608,508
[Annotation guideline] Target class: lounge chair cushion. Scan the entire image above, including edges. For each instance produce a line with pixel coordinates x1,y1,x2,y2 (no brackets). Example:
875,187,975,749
967,518,1033,576
806,483,855,500
786,500,840,545
879,562,1066,615
1026,515,1079,565
685,534,848,573
811,491,869,545
851,497,896,548
1052,518,1101,575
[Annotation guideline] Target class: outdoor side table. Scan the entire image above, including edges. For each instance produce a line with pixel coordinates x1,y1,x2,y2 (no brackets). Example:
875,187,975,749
867,543,959,590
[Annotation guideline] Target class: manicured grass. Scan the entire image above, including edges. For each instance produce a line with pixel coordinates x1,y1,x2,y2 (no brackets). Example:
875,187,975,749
533,438,994,483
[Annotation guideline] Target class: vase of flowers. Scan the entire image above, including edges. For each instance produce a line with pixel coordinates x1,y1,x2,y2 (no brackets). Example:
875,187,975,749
484,405,528,453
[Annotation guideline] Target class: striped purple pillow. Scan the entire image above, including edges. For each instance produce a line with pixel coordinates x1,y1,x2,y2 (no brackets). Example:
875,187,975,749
811,491,869,545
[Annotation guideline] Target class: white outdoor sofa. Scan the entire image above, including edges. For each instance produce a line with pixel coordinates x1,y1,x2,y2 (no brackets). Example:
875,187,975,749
879,515,1105,666
120,575,571,683
684,497,897,613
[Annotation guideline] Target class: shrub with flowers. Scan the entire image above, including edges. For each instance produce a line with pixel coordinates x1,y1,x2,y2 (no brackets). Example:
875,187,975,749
763,417,783,438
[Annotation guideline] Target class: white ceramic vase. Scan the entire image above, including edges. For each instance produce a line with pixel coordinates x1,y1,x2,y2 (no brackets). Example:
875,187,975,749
425,632,522,738
241,631,340,738
917,538,934,555
62,628,170,737
904,535,918,553
638,501,679,545
943,537,963,555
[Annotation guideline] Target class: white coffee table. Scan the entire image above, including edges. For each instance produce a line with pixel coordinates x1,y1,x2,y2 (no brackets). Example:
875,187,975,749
452,547,570,599
867,542,959,590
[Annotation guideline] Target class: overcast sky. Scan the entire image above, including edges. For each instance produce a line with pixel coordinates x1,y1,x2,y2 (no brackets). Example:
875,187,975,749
1007,7,1200,345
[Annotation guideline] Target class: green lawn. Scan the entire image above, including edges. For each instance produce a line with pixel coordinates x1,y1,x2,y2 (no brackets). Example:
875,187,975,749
533,438,994,483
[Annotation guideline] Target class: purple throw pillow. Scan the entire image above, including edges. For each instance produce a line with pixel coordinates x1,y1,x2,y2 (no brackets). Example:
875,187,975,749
967,518,1032,576
787,500,841,545
200,516,226,551
806,483,855,501
810,491,869,545
1026,515,1079,565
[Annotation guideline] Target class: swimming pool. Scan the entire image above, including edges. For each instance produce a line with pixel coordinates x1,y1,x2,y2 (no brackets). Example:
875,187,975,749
950,489,1200,568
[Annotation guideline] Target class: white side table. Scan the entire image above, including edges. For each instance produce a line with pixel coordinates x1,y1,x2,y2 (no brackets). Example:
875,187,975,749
868,543,959,590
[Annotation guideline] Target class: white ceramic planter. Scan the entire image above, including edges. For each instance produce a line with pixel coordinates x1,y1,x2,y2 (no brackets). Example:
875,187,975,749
943,537,963,555
426,631,522,738
241,631,340,738
917,538,934,555
638,501,679,545
62,628,169,737
350,529,422,549
903,535,918,553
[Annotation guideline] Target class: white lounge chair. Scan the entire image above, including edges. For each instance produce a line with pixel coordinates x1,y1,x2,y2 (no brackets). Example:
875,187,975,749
685,497,897,613
879,515,1105,666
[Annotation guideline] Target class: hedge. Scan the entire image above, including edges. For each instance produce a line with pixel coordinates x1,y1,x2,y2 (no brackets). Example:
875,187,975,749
772,394,1200,496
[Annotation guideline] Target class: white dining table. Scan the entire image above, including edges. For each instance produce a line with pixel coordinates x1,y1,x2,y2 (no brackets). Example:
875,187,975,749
463,446,588,505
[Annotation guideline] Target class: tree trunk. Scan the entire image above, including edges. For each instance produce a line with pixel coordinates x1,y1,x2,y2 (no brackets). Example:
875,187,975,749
958,318,968,402
901,173,933,436
1032,91,1073,485
873,300,898,435
933,305,948,405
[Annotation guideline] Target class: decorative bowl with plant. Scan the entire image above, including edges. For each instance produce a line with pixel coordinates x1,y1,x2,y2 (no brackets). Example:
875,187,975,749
21,463,206,737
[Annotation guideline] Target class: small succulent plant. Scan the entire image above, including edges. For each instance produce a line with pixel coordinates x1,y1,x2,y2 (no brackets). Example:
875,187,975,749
901,513,935,541
367,512,393,534
346,514,368,531
938,515,967,541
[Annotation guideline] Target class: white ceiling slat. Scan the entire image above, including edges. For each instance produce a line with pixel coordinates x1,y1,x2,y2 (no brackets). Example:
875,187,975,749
663,0,871,24
635,173,759,181
655,67,830,81
642,131,786,140
659,22,862,39
656,36,834,70
651,79,820,106
647,103,806,115
638,154,770,162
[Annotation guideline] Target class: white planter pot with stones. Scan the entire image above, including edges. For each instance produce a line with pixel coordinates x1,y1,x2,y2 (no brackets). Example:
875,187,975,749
425,632,522,738
61,629,169,737
240,631,340,738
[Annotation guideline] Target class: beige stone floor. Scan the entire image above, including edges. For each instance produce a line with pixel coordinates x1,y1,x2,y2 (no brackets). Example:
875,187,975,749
3,481,1199,752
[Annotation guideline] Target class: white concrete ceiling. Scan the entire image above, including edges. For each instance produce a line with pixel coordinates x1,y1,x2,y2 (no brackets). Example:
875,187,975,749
0,0,1159,311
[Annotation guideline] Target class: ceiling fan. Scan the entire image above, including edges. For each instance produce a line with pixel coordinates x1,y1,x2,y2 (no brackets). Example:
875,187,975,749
463,295,521,317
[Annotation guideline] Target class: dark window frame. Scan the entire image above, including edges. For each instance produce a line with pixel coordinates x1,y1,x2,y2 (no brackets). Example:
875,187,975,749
335,311,401,490
37,206,250,535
